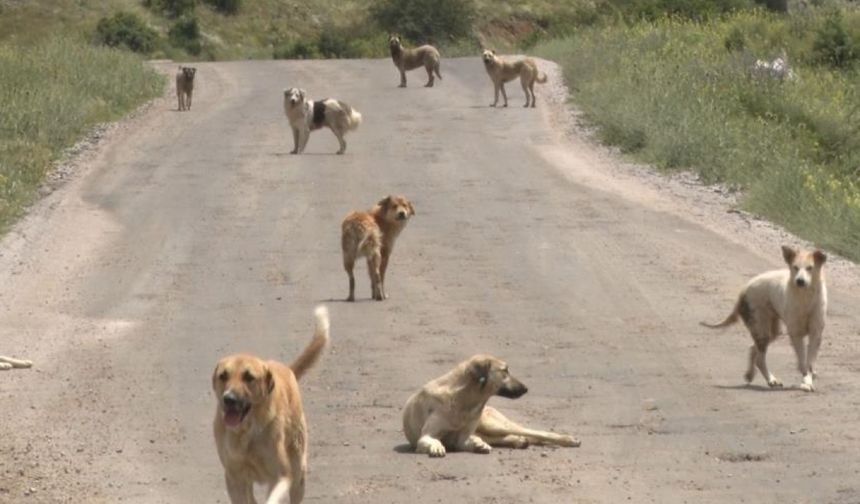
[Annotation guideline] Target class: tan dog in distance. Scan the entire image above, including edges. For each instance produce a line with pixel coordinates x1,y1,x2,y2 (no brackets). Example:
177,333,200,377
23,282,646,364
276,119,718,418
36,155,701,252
341,195,414,302
388,34,442,88
0,355,32,371
402,354,581,457
701,246,828,392
176,66,196,111
283,88,362,155
212,306,330,504
481,49,547,108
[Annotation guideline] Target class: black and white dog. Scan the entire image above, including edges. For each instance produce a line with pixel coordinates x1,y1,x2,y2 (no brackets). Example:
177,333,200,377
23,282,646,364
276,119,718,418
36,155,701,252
283,88,362,155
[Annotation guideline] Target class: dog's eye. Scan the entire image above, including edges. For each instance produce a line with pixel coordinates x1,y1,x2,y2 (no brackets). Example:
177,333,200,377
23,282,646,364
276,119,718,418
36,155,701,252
805,266,813,271
242,371,255,383
792,266,799,272
218,371,228,381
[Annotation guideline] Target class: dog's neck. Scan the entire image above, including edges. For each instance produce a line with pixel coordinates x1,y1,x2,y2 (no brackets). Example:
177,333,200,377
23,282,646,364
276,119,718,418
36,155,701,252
390,44,402,61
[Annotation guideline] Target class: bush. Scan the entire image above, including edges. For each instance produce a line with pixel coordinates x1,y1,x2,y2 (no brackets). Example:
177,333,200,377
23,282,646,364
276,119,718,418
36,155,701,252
95,12,159,54
724,25,746,52
371,0,475,42
202,0,242,15
168,15,202,55
812,12,857,67
143,0,195,19
273,39,319,60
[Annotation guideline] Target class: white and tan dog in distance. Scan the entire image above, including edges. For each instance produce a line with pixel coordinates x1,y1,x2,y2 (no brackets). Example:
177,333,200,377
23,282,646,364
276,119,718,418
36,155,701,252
0,355,32,371
341,195,415,302
283,88,362,155
176,66,196,111
701,246,828,392
481,49,547,108
388,34,442,88
403,354,581,457
212,306,330,504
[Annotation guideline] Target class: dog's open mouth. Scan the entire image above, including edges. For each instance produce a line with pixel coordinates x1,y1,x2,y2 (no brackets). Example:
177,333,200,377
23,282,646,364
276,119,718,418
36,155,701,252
222,401,251,428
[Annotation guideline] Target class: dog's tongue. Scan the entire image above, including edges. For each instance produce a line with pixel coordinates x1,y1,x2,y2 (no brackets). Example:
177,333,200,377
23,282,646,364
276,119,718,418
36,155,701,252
224,410,243,428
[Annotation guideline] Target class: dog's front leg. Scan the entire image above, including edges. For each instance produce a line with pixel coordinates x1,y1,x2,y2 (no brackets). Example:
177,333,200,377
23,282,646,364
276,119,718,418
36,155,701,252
298,128,310,153
379,245,392,299
807,329,823,380
225,472,256,504
290,127,300,154
459,434,492,454
500,84,508,107
399,68,407,88
789,332,814,391
491,83,499,107
416,435,447,457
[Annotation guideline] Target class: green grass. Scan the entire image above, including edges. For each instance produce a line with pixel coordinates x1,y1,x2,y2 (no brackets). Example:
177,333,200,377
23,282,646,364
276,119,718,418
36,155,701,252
534,7,860,260
0,37,163,232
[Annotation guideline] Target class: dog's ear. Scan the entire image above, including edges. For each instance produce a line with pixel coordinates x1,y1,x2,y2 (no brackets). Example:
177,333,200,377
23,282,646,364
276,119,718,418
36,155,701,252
212,363,224,391
781,245,797,265
407,201,415,216
265,367,275,394
377,195,392,209
490,49,496,55
813,249,827,266
468,360,490,389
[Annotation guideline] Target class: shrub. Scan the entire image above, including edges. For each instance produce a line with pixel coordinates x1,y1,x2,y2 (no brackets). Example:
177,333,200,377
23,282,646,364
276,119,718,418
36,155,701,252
812,12,857,67
168,15,202,55
202,0,242,15
724,26,746,52
95,12,159,54
273,39,319,60
143,0,195,19
316,26,352,58
371,0,475,42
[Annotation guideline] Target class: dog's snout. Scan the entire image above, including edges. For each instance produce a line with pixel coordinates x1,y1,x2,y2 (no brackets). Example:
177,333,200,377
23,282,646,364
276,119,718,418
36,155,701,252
397,210,407,219
796,277,807,287
222,390,239,407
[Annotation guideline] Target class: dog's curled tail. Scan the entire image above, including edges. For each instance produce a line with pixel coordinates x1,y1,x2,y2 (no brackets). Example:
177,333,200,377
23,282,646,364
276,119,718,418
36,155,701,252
536,72,548,84
340,101,362,131
699,296,742,329
290,305,330,380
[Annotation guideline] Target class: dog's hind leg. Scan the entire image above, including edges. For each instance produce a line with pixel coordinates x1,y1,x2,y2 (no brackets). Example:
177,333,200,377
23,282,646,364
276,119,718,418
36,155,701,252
343,253,356,302
424,64,434,87
521,78,531,108
753,338,781,388
482,434,530,449
744,344,757,384
529,80,537,108
367,252,383,301
333,129,346,155
0,356,32,370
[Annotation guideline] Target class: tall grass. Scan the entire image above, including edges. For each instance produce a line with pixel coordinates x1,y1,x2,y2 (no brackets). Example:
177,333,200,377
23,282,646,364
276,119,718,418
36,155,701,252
535,9,860,260
0,37,163,232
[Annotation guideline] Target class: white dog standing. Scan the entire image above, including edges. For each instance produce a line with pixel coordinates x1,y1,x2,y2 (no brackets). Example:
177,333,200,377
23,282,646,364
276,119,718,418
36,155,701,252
283,88,362,155
701,246,827,392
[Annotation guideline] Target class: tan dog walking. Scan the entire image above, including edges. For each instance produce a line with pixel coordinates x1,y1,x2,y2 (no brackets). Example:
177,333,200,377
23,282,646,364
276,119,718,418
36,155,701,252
341,195,414,301
481,49,547,108
212,306,330,503
701,246,828,392
176,66,196,111
388,34,442,88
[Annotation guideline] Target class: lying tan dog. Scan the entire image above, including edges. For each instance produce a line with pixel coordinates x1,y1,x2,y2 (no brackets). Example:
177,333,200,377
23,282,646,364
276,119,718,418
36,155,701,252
212,306,330,503
481,49,547,108
0,355,32,371
341,195,414,302
176,66,196,111
284,87,362,155
402,354,580,457
701,246,827,392
389,34,442,88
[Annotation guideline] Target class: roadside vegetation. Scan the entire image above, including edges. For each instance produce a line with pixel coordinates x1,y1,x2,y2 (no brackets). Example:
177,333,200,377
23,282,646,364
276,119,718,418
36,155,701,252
534,5,860,260
0,37,162,232
0,0,857,258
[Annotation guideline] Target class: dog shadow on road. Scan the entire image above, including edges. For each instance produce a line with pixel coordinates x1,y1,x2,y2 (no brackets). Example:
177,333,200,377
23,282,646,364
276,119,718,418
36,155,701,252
713,384,801,393
392,443,417,455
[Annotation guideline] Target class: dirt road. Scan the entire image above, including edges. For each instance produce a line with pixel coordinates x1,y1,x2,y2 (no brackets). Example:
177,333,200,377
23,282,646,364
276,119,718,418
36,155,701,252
1,58,859,503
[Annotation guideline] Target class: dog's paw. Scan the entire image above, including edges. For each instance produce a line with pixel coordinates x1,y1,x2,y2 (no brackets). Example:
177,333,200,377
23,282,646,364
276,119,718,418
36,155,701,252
799,382,815,392
767,376,783,388
743,371,755,384
558,435,581,448
428,443,446,458
0,363,11,371
510,436,530,449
